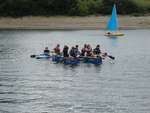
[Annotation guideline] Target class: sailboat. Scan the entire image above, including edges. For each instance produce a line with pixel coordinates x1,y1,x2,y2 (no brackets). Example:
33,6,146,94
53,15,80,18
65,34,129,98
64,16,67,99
105,4,124,37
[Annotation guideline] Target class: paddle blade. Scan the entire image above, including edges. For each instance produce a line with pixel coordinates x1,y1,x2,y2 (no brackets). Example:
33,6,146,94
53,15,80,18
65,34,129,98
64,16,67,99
108,55,115,60
30,55,36,58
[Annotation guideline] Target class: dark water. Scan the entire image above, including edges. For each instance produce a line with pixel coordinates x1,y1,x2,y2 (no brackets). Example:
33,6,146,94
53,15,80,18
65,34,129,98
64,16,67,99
0,29,150,113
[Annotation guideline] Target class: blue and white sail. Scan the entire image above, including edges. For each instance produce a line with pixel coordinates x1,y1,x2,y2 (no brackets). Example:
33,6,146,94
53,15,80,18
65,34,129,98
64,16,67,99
107,4,118,31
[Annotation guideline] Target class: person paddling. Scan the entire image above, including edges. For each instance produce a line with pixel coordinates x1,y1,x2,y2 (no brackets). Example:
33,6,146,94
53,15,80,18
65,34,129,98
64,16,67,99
44,47,50,55
74,45,80,57
54,44,61,55
69,46,76,58
81,44,87,56
86,44,93,57
93,45,101,55
63,45,69,58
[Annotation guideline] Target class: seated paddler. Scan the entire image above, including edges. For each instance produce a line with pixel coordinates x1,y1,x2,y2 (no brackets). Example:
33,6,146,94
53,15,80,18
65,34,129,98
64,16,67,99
54,44,61,55
44,47,50,55
93,45,101,55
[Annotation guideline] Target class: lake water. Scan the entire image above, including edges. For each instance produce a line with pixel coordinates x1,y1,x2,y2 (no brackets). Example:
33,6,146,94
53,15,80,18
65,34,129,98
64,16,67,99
0,29,150,113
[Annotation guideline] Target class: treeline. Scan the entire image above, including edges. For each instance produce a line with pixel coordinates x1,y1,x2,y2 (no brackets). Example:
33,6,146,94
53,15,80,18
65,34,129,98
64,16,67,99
0,0,149,17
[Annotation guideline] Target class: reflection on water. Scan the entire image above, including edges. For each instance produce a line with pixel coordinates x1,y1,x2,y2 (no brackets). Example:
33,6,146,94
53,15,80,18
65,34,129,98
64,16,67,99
0,29,150,113
108,36,119,47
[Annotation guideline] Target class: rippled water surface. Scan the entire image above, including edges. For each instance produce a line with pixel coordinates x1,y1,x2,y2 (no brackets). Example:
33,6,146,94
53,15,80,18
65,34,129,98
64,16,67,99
0,29,150,113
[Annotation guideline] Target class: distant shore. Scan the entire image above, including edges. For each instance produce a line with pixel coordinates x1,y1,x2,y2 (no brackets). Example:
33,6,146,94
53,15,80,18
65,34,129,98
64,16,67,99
0,16,150,30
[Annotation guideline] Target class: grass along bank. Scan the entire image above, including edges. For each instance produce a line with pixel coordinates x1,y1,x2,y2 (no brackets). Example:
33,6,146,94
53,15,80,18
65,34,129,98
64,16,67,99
0,16,150,30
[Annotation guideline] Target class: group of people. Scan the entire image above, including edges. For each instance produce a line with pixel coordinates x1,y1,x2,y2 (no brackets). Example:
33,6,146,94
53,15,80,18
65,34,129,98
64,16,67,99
44,44,107,58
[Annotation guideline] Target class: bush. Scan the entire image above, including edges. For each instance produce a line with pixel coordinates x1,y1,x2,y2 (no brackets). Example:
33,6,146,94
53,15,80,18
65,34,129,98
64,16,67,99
118,0,140,14
101,0,141,14
0,0,149,17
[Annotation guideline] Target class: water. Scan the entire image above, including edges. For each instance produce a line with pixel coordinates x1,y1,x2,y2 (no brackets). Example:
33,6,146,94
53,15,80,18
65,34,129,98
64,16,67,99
0,29,150,113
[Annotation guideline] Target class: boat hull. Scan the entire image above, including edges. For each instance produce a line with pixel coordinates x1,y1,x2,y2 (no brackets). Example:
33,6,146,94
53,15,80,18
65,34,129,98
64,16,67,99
64,58,80,65
36,54,51,59
52,55,102,65
105,32,125,37
52,55,64,63
83,56,102,65
52,55,79,65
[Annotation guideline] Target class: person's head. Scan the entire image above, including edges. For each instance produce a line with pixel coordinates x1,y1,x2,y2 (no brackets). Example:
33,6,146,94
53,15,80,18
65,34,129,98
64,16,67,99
75,45,78,48
45,47,48,50
64,45,69,49
71,46,75,49
57,44,60,47
66,46,69,50
104,52,107,56
96,45,100,48
84,44,87,48
87,44,91,49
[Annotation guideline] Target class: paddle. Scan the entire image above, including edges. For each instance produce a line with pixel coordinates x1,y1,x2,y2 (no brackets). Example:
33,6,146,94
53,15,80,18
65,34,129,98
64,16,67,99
30,54,36,58
107,55,115,60
101,53,115,60
30,51,55,58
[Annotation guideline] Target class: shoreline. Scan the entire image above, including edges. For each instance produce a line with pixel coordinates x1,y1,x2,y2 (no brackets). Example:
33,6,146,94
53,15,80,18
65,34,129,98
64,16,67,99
0,26,149,30
0,16,150,30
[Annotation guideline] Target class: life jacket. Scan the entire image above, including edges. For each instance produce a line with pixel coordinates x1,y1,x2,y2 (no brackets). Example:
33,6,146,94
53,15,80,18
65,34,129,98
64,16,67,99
63,48,69,57
93,47,101,55
54,47,60,54
44,49,50,55
74,48,80,56
69,49,76,57
86,48,92,56
81,48,87,56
